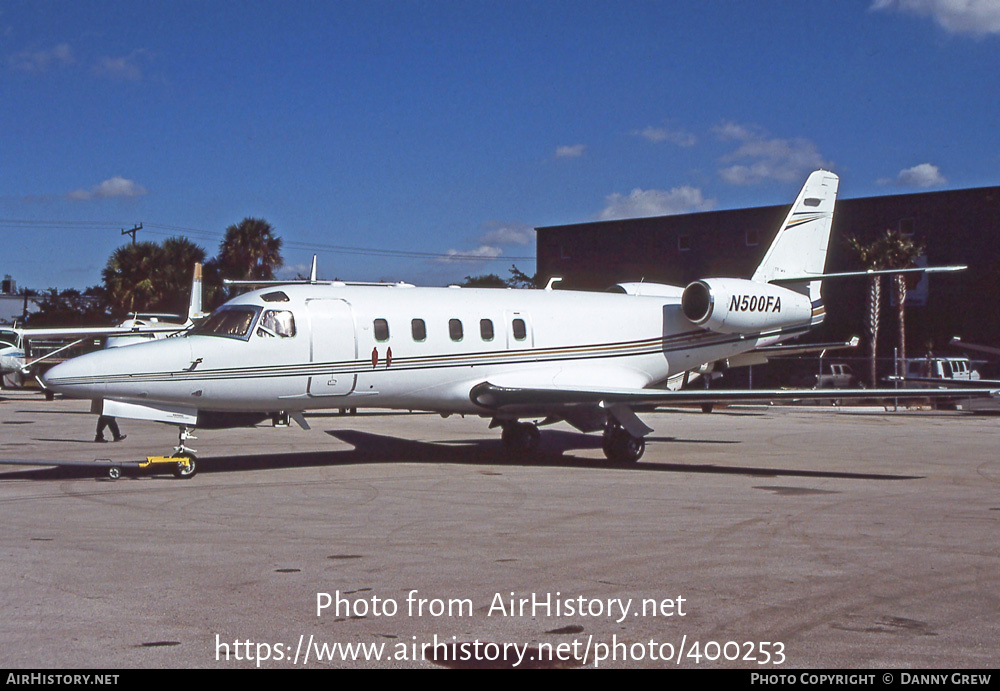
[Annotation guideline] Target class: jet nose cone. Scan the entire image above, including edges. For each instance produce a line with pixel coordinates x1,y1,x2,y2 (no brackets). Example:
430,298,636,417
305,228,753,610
42,353,106,398
42,338,192,400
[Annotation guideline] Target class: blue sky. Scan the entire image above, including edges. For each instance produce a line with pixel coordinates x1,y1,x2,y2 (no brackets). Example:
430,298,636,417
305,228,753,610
2,0,999,290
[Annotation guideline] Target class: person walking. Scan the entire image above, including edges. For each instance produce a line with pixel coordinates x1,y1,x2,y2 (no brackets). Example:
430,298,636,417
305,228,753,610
95,415,126,443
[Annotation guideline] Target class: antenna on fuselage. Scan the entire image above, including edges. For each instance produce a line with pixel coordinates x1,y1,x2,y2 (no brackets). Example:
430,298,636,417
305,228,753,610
309,254,318,283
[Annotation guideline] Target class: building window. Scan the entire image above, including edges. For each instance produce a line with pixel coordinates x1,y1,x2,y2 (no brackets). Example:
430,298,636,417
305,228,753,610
374,319,389,342
678,234,691,252
512,318,527,341
449,319,464,341
745,229,759,247
480,319,494,341
411,318,426,342
899,218,916,236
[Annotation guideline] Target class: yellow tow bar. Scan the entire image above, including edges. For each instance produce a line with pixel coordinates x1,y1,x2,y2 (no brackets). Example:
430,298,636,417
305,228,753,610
106,455,197,480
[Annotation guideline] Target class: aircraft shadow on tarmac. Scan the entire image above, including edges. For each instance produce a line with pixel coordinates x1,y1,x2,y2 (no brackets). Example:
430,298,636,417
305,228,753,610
0,428,921,482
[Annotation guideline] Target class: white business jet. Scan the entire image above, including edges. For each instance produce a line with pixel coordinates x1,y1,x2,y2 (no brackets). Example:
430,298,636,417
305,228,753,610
40,171,995,475
1,265,205,387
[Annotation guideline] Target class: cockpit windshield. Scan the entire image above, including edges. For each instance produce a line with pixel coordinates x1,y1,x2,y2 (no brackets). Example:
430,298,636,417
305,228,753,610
0,329,19,348
189,306,261,341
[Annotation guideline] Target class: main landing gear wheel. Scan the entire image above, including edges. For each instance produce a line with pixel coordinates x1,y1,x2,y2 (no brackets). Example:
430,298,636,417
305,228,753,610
108,466,121,480
501,421,541,456
171,453,197,479
603,426,645,464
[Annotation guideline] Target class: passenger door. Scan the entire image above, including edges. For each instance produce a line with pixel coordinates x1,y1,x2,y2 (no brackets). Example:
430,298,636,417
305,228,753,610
307,298,357,396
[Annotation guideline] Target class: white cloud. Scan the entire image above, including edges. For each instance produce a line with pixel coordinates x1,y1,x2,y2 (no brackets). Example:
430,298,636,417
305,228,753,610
8,43,74,73
435,245,504,265
478,222,535,246
714,121,756,141
871,0,1000,37
715,121,832,185
434,222,534,268
632,126,697,147
93,53,144,81
555,144,586,158
599,186,716,220
68,176,149,201
879,163,948,187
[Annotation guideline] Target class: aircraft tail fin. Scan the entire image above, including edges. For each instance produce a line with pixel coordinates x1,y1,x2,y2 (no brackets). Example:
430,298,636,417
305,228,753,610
187,263,205,322
751,170,839,303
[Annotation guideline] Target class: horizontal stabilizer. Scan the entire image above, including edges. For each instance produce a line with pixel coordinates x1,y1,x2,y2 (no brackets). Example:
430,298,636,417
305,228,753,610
771,265,966,285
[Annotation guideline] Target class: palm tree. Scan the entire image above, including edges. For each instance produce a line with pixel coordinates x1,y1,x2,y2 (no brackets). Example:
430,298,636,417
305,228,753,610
846,235,883,387
159,237,207,315
216,218,283,296
877,229,925,368
846,229,925,386
101,241,166,317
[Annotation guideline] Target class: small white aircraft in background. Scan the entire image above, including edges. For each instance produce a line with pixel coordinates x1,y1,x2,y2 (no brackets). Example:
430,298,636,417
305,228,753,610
41,171,998,475
1,265,205,388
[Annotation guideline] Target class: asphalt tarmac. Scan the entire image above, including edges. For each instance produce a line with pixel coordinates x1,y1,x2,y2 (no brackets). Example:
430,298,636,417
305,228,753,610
1,389,997,669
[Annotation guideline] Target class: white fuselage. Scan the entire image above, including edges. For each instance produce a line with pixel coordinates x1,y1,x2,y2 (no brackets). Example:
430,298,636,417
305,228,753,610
0,328,24,376
41,283,787,417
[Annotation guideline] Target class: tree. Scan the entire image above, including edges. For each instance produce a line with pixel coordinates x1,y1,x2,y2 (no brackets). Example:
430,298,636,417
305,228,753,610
101,238,210,318
460,273,507,288
216,217,283,297
878,230,925,368
25,287,111,327
507,264,539,289
159,237,208,316
101,241,166,317
460,265,539,289
846,229,925,386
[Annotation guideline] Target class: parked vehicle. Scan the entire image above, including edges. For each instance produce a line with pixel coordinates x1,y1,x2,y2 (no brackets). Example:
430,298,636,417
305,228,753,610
904,357,980,382
815,363,858,389
903,357,981,410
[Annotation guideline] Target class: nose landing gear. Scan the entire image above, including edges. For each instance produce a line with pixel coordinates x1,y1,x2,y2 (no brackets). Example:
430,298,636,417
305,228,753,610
170,425,199,478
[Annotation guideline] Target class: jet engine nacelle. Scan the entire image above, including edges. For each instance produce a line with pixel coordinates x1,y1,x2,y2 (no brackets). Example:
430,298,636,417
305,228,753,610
681,278,813,334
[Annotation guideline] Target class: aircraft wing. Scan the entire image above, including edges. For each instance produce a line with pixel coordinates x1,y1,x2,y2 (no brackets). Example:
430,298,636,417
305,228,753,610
19,324,184,340
894,377,1000,387
469,381,1000,411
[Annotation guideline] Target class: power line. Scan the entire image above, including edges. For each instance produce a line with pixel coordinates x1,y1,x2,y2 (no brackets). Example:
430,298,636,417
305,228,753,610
0,219,536,263
141,223,536,263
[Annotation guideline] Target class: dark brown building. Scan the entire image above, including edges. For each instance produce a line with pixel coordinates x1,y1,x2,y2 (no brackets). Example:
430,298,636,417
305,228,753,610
536,186,1000,379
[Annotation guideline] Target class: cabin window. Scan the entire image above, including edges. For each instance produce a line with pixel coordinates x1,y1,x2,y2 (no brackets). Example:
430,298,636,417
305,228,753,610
411,318,426,342
480,319,494,341
512,318,527,341
374,319,390,342
258,310,296,338
449,319,464,341
190,306,261,341
261,291,290,303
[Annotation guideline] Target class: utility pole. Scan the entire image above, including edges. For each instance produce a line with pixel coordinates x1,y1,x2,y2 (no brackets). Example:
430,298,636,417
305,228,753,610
121,223,143,244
